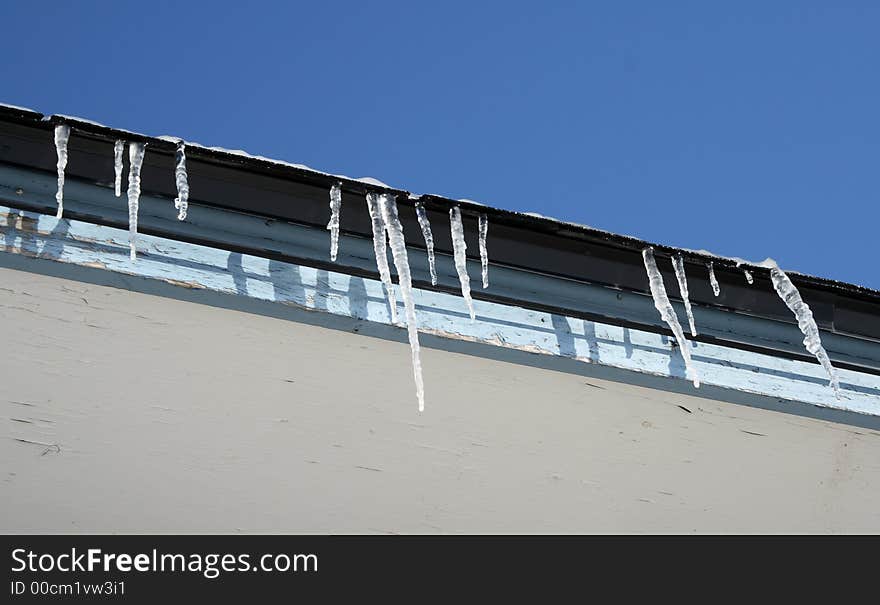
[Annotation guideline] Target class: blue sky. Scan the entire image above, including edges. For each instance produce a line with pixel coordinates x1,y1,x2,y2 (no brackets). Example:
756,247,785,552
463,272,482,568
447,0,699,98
1,2,877,287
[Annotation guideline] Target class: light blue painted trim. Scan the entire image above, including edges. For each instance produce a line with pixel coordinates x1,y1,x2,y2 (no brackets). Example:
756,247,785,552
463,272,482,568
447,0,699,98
2,205,878,418
1,162,878,372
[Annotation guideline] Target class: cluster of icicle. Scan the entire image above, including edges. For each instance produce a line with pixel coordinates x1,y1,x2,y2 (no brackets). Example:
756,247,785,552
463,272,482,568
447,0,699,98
643,248,700,388
329,187,491,409
365,192,425,411
53,125,191,262
642,250,841,398
53,124,496,408
52,123,840,404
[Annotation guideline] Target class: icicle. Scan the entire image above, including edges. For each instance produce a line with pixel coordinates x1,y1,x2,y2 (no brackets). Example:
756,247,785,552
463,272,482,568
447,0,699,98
450,206,476,321
743,268,754,284
113,140,124,197
768,263,840,398
642,248,700,388
414,200,438,286
366,192,398,323
478,213,489,289
173,142,189,221
53,124,71,219
707,262,721,297
672,255,697,337
377,193,425,411
327,183,342,262
126,142,146,261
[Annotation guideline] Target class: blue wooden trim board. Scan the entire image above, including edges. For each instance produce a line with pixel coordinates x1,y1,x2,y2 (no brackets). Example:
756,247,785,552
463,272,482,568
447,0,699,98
1,204,878,420
2,162,878,374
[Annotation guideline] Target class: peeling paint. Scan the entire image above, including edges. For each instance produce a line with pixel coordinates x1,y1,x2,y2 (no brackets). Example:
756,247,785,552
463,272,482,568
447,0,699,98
1,204,879,419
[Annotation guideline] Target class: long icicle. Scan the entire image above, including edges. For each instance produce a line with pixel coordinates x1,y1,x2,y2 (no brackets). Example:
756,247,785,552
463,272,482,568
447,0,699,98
450,206,475,321
174,142,189,221
126,142,146,261
53,124,71,219
672,255,697,337
113,140,124,197
643,248,700,388
768,262,841,398
414,200,437,285
378,193,425,411
327,183,342,262
366,192,398,323
478,213,489,289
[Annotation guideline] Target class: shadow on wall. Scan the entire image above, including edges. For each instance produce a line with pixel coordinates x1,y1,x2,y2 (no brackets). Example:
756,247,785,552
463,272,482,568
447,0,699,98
1,209,70,260
226,254,373,320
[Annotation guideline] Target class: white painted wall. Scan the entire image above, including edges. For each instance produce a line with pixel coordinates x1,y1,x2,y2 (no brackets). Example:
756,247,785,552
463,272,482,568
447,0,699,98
3,267,880,533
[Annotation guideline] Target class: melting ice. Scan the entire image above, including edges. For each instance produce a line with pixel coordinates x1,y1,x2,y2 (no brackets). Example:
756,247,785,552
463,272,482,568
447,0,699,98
707,262,721,297
377,193,425,411
366,192,398,323
53,125,71,219
767,261,840,398
478,213,489,289
450,206,475,321
643,248,700,388
327,183,342,262
174,142,189,221
414,200,437,286
126,142,146,261
672,255,697,337
114,140,124,197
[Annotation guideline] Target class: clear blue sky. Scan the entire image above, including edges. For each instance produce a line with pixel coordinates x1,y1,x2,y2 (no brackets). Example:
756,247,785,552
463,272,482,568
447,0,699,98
1,2,877,287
